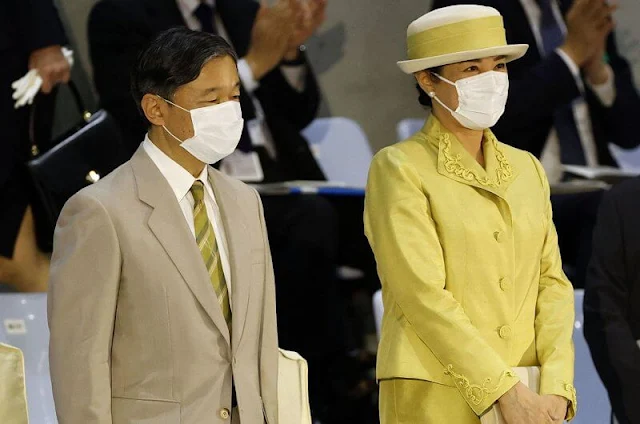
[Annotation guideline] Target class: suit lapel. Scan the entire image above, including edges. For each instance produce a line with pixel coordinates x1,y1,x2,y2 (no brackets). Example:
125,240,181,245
131,148,231,345
208,169,253,352
500,0,542,60
216,0,259,56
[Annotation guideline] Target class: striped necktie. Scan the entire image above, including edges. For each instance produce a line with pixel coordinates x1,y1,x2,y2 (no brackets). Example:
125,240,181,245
191,181,232,328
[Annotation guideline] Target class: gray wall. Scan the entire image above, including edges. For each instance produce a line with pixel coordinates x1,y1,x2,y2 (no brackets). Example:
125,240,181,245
55,0,640,151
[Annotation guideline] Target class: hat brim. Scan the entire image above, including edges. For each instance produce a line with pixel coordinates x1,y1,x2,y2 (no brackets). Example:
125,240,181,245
397,44,529,74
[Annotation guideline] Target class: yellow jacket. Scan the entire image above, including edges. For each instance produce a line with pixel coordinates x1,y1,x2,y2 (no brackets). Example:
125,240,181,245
0,343,29,424
365,116,577,419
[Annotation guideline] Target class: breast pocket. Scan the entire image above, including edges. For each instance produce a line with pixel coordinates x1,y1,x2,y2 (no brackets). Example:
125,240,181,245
112,397,180,424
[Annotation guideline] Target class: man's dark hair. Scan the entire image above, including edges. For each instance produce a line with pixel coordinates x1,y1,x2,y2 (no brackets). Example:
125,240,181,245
417,66,444,107
131,27,238,118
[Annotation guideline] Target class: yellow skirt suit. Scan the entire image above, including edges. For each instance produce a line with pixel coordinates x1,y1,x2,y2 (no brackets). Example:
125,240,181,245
364,116,577,423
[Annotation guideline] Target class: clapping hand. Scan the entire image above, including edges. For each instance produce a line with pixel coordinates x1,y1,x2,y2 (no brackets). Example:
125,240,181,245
285,0,327,60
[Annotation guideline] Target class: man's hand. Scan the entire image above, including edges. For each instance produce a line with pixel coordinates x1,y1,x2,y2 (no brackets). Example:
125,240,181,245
561,0,616,68
498,382,554,424
583,1,617,85
28,45,71,94
245,0,297,80
284,0,327,61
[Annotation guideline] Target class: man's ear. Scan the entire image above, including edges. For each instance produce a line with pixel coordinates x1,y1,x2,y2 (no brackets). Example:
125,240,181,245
141,94,167,127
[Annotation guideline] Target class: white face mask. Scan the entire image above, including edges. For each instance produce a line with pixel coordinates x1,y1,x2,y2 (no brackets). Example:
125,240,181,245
161,98,244,164
429,71,509,131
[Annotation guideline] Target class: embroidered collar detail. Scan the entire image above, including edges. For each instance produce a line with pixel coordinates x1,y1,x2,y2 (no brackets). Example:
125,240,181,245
440,131,514,188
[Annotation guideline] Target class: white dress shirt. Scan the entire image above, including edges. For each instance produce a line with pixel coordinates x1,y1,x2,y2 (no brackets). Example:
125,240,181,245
519,0,617,183
143,136,232,301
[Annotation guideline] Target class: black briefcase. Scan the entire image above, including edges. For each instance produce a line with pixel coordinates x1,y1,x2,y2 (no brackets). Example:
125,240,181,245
26,81,128,251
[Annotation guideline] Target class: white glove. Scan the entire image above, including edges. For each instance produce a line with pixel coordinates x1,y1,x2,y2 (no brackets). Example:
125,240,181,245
11,47,74,109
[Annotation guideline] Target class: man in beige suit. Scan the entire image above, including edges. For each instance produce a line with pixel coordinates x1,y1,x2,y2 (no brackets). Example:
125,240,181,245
47,28,278,424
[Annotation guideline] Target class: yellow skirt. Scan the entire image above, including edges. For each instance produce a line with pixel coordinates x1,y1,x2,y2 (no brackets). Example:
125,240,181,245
379,379,480,424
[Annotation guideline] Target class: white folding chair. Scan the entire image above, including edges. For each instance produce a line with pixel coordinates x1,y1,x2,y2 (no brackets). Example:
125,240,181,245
609,143,640,173
396,118,425,142
0,293,57,423
372,290,383,341
572,289,612,423
302,117,372,188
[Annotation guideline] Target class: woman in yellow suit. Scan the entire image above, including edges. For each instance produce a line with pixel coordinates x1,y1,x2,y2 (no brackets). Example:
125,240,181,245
365,5,577,424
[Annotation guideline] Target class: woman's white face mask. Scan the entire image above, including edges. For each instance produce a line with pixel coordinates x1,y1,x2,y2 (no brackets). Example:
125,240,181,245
429,71,509,131
161,97,244,164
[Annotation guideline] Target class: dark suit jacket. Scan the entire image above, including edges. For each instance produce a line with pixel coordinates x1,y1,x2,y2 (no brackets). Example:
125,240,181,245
431,0,640,164
584,179,640,424
88,0,325,182
0,0,67,184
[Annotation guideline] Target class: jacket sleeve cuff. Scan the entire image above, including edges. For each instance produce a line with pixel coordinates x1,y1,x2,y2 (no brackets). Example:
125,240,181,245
540,379,577,421
445,365,520,415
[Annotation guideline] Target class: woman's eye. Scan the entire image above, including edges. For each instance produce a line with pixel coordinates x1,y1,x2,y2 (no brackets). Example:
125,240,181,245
465,66,479,72
495,63,506,70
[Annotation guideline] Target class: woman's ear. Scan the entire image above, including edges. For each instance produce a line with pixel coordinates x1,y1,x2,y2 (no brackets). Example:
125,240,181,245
415,71,436,98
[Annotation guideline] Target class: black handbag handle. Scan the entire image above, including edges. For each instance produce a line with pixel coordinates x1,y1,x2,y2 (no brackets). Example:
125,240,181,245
29,80,92,157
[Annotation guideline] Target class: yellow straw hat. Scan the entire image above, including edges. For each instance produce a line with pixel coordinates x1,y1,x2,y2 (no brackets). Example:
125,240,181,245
398,5,529,74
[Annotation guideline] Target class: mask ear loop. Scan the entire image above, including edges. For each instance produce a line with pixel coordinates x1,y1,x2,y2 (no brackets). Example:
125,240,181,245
156,95,189,143
157,95,190,113
426,74,458,115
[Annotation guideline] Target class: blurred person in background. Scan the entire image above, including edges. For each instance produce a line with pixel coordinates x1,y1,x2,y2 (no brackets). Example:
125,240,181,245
432,0,640,289
366,5,576,423
48,28,279,424
584,178,640,424
88,0,377,420
0,0,71,293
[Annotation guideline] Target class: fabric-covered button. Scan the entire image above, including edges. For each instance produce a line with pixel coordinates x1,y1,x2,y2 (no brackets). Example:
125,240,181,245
499,325,512,340
499,277,511,291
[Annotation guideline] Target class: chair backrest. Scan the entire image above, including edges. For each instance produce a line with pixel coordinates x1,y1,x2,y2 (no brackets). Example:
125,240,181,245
396,118,424,142
572,289,611,423
609,143,640,172
373,290,383,341
302,117,372,188
0,293,57,423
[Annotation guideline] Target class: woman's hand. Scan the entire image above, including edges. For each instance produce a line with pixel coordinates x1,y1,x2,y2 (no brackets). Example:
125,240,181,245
498,382,554,424
540,394,569,423
28,45,71,94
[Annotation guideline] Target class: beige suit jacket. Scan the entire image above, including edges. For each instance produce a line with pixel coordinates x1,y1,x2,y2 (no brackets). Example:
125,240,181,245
48,147,279,424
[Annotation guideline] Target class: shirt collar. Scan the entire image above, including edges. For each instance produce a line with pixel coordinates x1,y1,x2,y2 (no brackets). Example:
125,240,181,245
177,0,215,16
143,135,208,202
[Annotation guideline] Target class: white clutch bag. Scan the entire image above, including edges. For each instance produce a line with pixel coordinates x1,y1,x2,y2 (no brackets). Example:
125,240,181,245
277,349,312,424
0,343,29,424
480,367,540,424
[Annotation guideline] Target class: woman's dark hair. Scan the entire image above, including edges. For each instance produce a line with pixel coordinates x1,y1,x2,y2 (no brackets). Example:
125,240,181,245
417,65,444,107
131,27,238,118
